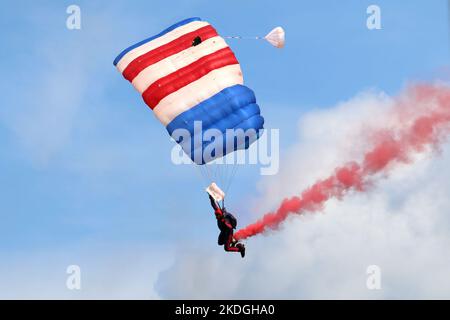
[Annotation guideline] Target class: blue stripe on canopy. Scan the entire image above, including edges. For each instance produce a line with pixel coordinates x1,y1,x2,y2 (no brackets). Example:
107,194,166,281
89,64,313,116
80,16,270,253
166,85,264,165
113,17,202,66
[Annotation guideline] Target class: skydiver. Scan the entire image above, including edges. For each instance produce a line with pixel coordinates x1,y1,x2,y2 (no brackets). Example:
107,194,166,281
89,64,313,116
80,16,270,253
208,194,246,258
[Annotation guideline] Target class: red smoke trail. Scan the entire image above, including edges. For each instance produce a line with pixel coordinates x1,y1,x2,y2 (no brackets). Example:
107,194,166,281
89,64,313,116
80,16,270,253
235,83,450,240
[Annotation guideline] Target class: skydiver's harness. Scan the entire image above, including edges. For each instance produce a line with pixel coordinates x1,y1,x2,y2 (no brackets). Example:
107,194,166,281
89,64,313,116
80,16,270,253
210,195,240,249
219,207,238,230
211,197,237,230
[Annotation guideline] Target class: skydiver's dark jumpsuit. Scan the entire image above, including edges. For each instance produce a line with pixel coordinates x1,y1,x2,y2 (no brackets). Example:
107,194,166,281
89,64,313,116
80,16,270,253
209,195,240,252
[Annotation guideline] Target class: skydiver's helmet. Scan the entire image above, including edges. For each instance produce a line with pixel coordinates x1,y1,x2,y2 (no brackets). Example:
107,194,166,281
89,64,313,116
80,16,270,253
223,210,238,229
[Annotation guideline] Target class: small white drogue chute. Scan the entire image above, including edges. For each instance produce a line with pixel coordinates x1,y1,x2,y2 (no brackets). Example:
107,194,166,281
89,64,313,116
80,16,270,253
264,27,285,48
224,26,285,48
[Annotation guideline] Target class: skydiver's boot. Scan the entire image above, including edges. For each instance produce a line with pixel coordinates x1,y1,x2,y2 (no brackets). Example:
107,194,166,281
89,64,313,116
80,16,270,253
236,243,245,258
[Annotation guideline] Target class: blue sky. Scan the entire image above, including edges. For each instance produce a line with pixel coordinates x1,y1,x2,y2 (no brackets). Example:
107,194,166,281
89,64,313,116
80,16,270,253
0,0,448,298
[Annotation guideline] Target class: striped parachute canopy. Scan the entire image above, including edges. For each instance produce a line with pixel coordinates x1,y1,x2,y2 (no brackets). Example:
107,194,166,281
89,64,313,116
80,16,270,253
114,17,264,165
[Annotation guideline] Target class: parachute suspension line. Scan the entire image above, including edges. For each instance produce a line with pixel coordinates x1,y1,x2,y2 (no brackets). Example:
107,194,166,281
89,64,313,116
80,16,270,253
205,163,213,183
224,162,239,195
210,162,220,186
224,36,265,40
194,163,210,188
219,166,224,184
222,162,229,190
203,164,212,184
218,161,225,185
223,164,234,190
210,164,215,182
224,27,285,48
217,164,222,183
220,161,228,189
197,162,213,187
197,158,238,197
223,161,233,192
197,164,205,182
215,164,220,185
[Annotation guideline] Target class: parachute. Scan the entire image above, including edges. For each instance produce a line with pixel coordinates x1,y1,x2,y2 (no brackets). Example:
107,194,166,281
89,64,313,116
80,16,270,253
113,17,264,174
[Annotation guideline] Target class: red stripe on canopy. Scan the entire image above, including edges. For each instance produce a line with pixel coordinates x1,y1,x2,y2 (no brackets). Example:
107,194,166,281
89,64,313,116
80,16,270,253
123,25,218,82
142,47,238,109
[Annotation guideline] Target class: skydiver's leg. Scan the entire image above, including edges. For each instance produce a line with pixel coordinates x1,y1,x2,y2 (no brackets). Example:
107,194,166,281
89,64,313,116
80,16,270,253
218,231,227,246
224,232,240,252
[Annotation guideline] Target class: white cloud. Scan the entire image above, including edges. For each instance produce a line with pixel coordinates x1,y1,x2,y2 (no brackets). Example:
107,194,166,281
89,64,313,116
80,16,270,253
155,88,450,299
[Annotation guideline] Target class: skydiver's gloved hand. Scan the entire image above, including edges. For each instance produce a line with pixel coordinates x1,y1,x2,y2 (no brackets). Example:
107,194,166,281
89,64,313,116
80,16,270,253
209,194,219,210
208,193,224,222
